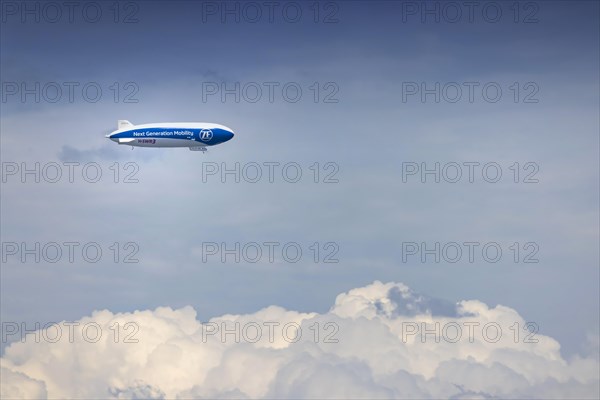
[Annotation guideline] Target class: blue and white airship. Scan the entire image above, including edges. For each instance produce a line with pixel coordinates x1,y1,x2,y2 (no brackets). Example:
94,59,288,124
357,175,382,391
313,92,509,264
106,120,234,152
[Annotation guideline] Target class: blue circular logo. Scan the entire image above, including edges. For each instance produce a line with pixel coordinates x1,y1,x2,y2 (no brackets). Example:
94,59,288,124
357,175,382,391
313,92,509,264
200,129,213,142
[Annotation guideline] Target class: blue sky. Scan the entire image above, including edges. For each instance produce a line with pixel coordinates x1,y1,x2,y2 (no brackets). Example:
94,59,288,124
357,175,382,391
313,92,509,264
1,0,598,365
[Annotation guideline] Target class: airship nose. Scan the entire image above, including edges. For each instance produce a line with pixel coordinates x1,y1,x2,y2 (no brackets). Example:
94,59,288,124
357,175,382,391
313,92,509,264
226,131,235,141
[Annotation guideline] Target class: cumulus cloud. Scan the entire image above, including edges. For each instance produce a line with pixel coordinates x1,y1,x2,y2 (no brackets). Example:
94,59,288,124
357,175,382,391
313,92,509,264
1,281,598,399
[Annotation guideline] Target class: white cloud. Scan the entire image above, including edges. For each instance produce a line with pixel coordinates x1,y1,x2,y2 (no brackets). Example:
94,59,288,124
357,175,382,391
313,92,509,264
0,367,47,399
2,281,598,399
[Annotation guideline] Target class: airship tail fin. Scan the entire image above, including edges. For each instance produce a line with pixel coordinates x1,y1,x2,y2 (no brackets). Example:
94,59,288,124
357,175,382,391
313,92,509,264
118,120,134,130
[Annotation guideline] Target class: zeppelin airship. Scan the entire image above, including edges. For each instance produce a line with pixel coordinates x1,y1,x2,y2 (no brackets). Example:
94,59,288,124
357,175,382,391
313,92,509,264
106,120,234,152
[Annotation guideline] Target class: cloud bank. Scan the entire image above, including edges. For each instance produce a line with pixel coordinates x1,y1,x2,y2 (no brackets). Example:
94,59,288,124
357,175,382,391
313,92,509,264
2,281,598,399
